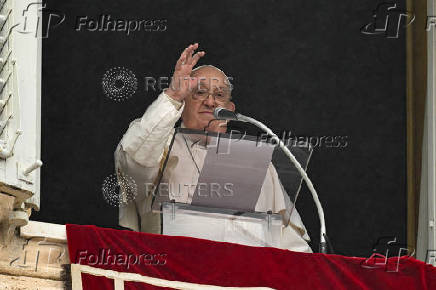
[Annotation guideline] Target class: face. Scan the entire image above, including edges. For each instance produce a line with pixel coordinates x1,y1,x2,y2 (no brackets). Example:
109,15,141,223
181,67,235,133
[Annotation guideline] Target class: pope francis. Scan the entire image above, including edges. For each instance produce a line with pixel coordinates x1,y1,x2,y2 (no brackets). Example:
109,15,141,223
114,43,312,253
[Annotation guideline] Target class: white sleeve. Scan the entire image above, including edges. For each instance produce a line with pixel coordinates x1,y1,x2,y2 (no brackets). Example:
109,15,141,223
119,91,185,168
114,91,184,232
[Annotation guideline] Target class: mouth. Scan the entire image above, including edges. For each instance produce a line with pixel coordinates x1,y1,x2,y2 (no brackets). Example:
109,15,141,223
199,111,214,115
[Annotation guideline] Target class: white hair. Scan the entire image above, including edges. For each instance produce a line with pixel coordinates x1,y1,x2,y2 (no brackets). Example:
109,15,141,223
191,65,233,93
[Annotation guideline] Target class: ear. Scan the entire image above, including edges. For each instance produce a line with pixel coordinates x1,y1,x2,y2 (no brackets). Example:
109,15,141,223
227,101,236,112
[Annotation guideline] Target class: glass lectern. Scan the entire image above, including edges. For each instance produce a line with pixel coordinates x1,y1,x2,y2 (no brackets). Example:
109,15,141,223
151,127,312,248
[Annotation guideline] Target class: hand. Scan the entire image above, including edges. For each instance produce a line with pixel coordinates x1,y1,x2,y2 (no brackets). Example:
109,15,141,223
166,43,205,102
205,119,228,133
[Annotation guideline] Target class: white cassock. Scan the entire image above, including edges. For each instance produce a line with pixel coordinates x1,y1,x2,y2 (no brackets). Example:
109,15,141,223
114,91,312,253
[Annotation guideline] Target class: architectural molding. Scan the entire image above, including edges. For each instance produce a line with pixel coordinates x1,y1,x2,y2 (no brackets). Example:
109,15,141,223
0,221,69,289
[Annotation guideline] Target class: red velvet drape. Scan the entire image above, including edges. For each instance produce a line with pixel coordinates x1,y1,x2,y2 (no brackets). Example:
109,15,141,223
66,224,436,289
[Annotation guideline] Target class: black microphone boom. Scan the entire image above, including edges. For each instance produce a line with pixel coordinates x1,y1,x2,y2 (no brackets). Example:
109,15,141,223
213,107,239,121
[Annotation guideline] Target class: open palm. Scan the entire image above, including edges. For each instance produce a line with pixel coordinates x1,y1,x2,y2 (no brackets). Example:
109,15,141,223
166,43,205,102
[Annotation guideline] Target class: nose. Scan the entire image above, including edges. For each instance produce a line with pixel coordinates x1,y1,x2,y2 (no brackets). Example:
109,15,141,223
202,94,216,108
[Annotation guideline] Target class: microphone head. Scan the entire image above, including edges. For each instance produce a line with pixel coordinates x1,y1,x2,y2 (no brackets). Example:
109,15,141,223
214,107,239,121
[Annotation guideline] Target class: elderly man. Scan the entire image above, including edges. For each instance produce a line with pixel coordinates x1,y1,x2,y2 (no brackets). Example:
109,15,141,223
114,43,312,253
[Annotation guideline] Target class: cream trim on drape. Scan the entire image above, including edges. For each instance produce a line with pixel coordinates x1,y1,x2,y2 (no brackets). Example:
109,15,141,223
70,264,274,290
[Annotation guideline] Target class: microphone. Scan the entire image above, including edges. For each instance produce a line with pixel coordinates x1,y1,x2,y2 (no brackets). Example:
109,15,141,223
213,107,241,121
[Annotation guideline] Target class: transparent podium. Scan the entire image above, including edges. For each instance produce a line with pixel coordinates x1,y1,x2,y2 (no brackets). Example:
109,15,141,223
162,201,283,247
151,127,312,248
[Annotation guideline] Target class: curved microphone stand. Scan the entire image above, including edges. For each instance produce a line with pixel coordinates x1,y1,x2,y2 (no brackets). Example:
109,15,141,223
213,108,328,253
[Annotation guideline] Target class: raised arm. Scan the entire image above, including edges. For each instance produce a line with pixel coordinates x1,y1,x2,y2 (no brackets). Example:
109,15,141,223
114,43,205,232
118,43,205,167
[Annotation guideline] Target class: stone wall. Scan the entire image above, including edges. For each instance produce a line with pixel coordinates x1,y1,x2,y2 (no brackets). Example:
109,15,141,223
0,198,70,290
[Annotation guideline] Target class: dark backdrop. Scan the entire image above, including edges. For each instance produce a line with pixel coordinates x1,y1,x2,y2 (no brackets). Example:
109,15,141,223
33,0,407,257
